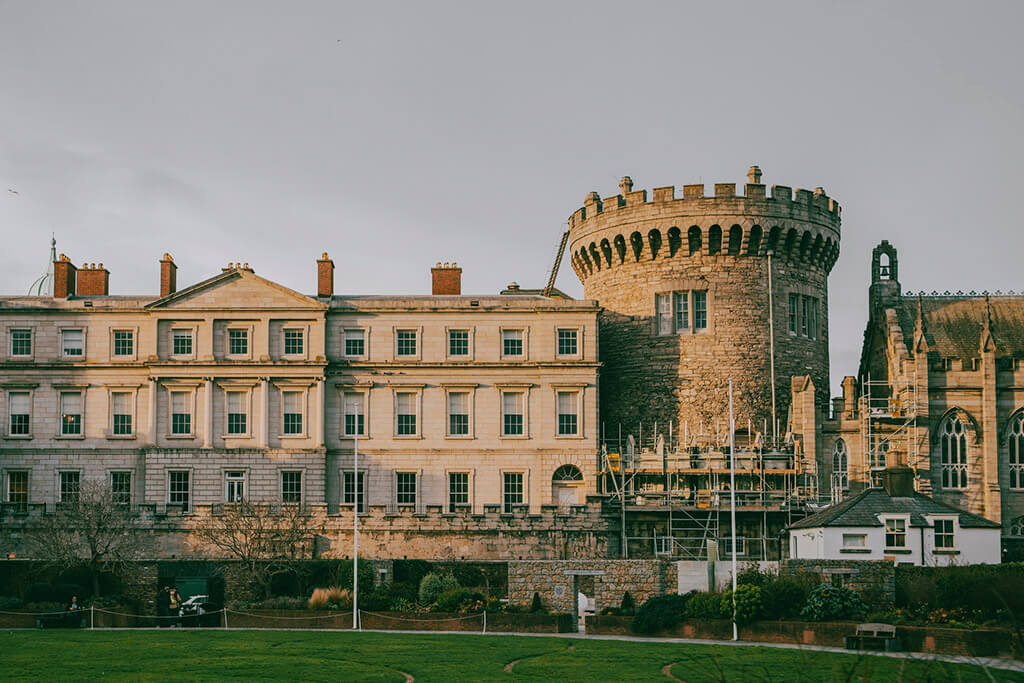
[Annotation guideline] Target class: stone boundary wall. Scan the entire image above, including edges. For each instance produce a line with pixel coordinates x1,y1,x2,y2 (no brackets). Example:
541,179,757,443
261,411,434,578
508,560,676,614
781,559,895,608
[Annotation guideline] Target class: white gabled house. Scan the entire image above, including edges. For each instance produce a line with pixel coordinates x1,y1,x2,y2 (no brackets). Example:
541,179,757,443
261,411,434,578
788,467,1001,566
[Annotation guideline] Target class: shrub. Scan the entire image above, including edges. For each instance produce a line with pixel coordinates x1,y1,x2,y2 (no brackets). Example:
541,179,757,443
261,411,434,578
327,586,351,609
801,584,868,622
631,593,691,634
256,596,307,610
333,561,376,593
0,596,23,610
620,591,635,616
309,588,330,609
530,592,545,614
685,592,727,620
435,588,485,613
394,560,433,587
24,583,54,604
51,583,85,604
389,597,420,612
720,585,763,625
760,578,808,620
418,572,459,605
736,565,771,588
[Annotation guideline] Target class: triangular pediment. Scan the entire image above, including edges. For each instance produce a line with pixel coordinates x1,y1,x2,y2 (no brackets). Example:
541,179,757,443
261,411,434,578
146,269,326,310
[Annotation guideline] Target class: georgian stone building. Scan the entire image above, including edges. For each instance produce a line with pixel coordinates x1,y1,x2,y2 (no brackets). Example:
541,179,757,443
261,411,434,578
0,253,607,559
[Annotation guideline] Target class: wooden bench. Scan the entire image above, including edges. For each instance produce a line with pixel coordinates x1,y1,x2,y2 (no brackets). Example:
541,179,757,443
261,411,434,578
844,623,900,652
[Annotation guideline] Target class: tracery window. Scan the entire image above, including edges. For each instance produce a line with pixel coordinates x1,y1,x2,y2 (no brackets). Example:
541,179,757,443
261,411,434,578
831,439,849,496
940,414,968,490
1009,413,1024,490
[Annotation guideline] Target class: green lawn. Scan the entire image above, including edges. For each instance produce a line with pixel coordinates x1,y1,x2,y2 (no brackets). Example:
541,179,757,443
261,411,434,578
0,630,1020,682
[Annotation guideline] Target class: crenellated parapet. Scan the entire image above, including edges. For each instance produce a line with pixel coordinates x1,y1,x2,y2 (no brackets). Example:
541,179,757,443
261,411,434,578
568,167,841,283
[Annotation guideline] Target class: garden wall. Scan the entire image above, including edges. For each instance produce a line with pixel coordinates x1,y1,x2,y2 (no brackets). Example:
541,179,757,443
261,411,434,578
781,559,894,608
508,560,676,614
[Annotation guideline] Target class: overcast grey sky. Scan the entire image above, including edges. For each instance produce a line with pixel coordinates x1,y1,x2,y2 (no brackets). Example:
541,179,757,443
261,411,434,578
1,1,1022,396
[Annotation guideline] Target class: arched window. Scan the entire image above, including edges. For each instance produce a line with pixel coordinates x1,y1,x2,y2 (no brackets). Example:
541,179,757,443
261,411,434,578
1010,413,1024,490
687,226,702,257
708,225,722,255
728,225,742,256
831,440,848,497
553,465,583,482
1011,515,1024,537
940,414,969,489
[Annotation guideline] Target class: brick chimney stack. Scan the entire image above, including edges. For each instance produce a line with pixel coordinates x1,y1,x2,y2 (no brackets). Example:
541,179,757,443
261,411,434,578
76,263,109,296
317,252,334,297
160,253,177,298
53,254,77,298
431,262,462,296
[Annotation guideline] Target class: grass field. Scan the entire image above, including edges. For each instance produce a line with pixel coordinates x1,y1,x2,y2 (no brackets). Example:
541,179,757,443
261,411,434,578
1,630,1021,682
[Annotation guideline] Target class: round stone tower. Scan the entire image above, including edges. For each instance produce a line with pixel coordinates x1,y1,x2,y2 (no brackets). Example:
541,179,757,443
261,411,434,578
568,167,841,441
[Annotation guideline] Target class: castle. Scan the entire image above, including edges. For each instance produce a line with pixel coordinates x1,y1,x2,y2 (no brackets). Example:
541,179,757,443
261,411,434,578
1,166,1022,564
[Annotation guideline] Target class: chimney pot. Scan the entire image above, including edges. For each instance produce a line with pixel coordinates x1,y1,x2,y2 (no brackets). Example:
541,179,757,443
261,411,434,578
53,255,77,298
431,262,462,296
76,261,109,296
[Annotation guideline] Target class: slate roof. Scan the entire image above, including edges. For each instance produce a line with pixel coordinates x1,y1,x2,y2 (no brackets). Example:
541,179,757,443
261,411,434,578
894,296,1024,360
788,488,1001,530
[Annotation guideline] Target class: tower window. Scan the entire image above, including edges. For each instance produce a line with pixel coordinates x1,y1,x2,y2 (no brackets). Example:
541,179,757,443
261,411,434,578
656,291,708,335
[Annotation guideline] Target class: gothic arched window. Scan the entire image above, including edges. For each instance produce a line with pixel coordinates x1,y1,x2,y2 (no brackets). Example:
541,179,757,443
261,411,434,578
1010,413,1024,490
832,439,849,495
1010,515,1024,537
940,414,969,490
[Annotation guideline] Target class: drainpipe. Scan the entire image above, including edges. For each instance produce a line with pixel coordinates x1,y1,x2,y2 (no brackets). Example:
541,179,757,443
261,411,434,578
767,250,777,446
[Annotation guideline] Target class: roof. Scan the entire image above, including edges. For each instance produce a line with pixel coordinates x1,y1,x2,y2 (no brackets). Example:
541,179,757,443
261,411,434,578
788,488,1001,530
893,295,1024,359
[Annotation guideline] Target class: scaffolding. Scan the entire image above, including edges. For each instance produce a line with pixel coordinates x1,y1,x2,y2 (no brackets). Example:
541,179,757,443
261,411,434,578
860,367,923,492
599,419,819,560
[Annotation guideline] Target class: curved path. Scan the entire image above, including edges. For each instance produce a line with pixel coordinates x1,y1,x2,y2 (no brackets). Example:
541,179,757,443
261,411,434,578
661,663,684,682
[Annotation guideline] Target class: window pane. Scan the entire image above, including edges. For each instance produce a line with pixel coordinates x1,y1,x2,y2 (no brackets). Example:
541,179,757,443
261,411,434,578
172,330,192,355
62,330,83,356
396,392,416,435
557,329,578,355
8,471,28,510
396,472,416,505
282,471,302,503
283,391,303,434
284,329,304,355
59,471,80,503
227,392,247,434
61,392,82,435
502,330,523,356
448,392,469,435
169,471,190,508
503,472,523,512
112,392,132,434
113,330,133,356
397,330,417,356
693,291,707,330
449,330,469,356
656,294,672,336
345,329,365,356
449,472,469,511
557,391,578,435
788,293,799,334
171,392,191,434
673,292,688,332
344,393,365,436
111,471,131,506
503,392,524,435
228,329,248,355
343,471,365,511
11,330,32,356
9,392,29,435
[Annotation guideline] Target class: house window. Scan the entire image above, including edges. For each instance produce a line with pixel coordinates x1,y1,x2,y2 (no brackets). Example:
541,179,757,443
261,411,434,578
344,329,365,357
8,392,30,435
343,471,366,512
934,519,955,549
448,472,469,512
171,391,192,435
557,391,579,436
502,329,524,356
113,330,134,357
673,292,689,332
168,471,190,509
7,471,28,512
396,471,416,506
842,533,867,549
502,391,524,436
60,392,82,436
343,392,365,436
284,329,304,356
10,329,32,357
61,329,84,358
395,392,417,436
111,392,133,435
396,330,417,357
448,330,469,357
59,471,80,503
228,329,248,356
503,472,524,513
806,297,819,339
940,415,968,489
885,518,907,549
1010,414,1024,490
281,471,302,504
788,293,799,335
1011,516,1024,537
225,471,246,502
831,439,848,495
557,329,578,356
693,291,707,330
656,293,673,335
447,391,469,436
282,391,303,435
869,434,888,487
227,392,248,435
111,471,131,507
172,329,193,356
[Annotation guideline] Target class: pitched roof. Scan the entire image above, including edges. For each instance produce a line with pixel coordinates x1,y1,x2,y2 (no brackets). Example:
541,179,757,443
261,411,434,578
893,295,1024,359
788,488,1000,530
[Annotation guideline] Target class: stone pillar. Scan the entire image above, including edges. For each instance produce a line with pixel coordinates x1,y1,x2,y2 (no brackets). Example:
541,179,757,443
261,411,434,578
203,378,214,448
316,378,326,448
259,378,270,448
981,347,1001,522
147,378,158,445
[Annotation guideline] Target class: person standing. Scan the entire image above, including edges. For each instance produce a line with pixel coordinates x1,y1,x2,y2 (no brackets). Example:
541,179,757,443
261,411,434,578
168,587,182,626
157,585,171,627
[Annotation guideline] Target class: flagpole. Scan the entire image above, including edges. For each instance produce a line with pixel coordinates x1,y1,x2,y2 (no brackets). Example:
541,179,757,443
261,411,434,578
729,379,738,641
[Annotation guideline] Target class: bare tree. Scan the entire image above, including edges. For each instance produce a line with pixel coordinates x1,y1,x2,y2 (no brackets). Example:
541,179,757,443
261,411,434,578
189,500,324,599
28,480,152,597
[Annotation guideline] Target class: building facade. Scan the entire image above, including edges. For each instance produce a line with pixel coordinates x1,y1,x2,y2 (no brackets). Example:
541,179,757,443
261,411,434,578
0,254,608,560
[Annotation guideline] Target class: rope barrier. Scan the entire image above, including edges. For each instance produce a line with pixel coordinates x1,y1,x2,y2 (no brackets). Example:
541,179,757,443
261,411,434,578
359,610,486,623
0,609,74,616
224,609,350,621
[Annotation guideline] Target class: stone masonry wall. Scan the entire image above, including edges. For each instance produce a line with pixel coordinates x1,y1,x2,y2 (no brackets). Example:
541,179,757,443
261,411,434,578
781,558,895,608
508,559,677,613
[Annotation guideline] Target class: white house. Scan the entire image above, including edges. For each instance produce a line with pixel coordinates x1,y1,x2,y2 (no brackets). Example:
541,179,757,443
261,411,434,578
789,467,1001,566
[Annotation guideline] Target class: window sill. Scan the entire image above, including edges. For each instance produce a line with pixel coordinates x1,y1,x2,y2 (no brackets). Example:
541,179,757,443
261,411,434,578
393,435,422,440
884,548,912,554
500,356,526,361
166,434,196,440
222,434,254,440
60,356,86,362
105,434,137,440
3,434,32,440
840,548,872,554
55,434,86,440
500,435,530,440
933,549,960,555
445,434,474,440
110,356,137,362
278,434,309,440
554,434,583,439
169,355,195,361
342,355,367,361
555,355,582,361
340,434,368,440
